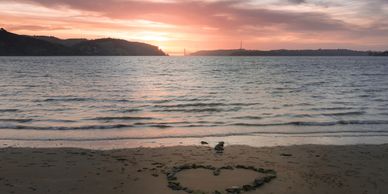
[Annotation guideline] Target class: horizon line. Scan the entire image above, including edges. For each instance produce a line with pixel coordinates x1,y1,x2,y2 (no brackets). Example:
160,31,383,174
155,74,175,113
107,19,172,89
2,28,387,54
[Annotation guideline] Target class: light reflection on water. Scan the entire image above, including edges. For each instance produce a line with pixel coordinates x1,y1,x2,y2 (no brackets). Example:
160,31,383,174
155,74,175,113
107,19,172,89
0,56,388,148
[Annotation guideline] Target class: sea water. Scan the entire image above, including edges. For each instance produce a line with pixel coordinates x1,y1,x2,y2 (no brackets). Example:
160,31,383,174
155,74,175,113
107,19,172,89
1,56,388,148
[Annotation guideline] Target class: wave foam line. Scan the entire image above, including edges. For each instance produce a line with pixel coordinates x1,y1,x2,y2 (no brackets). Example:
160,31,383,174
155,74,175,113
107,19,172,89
1,130,388,142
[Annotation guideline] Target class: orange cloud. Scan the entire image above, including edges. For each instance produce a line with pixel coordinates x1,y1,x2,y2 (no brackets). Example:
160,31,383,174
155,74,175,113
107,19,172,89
1,0,388,53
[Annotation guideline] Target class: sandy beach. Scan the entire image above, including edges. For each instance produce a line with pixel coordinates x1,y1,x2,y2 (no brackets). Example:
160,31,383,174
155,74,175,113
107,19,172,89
0,144,387,194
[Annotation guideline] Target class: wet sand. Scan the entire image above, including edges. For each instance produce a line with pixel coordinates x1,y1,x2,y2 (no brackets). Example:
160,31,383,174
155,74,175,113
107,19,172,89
0,144,387,194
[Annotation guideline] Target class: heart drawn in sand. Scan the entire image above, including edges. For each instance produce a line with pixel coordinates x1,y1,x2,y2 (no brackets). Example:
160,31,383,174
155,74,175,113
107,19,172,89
166,164,276,194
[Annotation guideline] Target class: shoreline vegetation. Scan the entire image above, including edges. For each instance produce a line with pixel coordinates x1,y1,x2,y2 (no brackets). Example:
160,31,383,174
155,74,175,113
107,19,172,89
0,144,387,194
0,28,166,56
1,28,387,56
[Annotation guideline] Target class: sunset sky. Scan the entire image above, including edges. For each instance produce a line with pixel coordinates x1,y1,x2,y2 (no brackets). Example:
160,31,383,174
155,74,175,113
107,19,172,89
1,0,388,54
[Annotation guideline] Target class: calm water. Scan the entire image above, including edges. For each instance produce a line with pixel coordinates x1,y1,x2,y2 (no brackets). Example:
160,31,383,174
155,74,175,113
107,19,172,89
1,56,388,148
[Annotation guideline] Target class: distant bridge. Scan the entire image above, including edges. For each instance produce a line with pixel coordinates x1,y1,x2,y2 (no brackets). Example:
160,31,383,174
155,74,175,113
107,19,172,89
165,49,190,56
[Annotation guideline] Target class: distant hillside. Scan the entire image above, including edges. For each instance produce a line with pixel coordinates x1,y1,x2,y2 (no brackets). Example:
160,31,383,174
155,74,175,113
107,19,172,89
73,38,166,56
190,49,242,56
368,51,388,56
0,28,74,55
34,36,87,47
191,49,373,56
0,28,166,56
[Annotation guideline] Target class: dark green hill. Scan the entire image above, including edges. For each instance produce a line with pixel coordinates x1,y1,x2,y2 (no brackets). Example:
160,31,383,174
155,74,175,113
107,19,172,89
34,36,87,47
368,51,388,56
0,28,74,55
72,38,166,56
0,28,167,56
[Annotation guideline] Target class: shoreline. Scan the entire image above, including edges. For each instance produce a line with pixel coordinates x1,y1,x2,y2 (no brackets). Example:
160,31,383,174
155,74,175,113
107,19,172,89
2,124,388,150
1,144,388,194
1,133,388,150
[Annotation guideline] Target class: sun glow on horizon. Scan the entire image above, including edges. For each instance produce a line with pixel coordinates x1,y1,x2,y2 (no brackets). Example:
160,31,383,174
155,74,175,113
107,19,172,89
1,0,388,51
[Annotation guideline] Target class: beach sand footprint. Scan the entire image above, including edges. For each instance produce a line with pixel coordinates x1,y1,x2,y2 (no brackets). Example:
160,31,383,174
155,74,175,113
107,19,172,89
167,165,276,194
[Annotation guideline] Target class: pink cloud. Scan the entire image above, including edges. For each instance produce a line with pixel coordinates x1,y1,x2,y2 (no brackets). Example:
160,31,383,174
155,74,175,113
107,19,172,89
1,0,388,51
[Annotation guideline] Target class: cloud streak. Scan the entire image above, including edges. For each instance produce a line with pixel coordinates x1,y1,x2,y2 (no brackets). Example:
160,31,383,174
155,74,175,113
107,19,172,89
1,0,388,51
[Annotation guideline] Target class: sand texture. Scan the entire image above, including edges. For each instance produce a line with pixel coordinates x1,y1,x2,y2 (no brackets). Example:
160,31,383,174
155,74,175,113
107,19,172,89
0,144,387,194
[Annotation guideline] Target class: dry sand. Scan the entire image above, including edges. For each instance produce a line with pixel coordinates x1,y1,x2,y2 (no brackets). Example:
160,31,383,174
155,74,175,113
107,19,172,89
0,144,387,194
